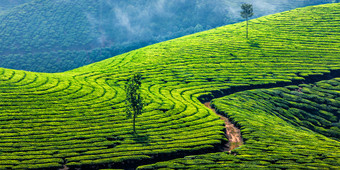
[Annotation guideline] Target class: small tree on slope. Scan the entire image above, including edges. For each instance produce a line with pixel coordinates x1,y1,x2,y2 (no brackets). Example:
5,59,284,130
240,3,254,39
125,73,144,134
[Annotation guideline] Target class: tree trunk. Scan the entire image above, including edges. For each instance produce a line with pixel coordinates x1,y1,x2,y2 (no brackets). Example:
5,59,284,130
246,17,248,39
133,112,136,133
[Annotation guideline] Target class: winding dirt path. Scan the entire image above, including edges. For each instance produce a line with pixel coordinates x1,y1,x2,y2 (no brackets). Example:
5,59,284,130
60,70,339,169
204,102,243,152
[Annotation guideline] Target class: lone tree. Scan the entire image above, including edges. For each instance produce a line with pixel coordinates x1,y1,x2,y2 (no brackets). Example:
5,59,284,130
240,3,254,39
125,73,144,134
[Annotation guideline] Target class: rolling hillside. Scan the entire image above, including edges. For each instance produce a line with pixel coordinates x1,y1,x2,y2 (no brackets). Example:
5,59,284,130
140,78,340,169
0,3,339,169
0,0,335,73
0,0,32,14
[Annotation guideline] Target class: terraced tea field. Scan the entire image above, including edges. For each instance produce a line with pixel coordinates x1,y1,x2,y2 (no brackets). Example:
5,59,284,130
0,0,333,73
0,3,339,169
140,78,340,169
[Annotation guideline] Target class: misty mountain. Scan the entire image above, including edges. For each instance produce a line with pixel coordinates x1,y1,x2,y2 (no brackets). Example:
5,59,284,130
0,0,335,72
0,0,33,14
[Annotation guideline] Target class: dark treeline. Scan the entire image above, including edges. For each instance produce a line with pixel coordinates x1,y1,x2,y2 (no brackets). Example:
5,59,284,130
0,0,336,72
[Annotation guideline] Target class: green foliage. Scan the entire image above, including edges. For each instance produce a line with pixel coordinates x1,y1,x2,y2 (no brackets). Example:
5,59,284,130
240,3,254,39
139,78,340,169
247,39,260,48
240,3,254,19
0,3,339,169
0,0,336,72
125,73,144,133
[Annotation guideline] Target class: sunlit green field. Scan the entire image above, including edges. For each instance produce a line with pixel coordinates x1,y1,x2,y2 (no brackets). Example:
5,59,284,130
140,78,340,169
0,3,339,169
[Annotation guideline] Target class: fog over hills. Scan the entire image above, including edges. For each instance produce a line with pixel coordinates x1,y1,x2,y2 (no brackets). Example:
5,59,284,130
0,0,336,72
0,3,339,169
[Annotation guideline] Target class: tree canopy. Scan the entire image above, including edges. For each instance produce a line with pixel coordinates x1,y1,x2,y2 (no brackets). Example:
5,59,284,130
125,73,144,133
240,3,254,39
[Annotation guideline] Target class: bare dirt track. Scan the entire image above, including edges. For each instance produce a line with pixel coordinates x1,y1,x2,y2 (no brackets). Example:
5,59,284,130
204,102,243,152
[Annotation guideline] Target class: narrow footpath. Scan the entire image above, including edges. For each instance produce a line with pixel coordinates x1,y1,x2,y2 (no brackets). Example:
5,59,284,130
204,102,243,152
63,70,339,169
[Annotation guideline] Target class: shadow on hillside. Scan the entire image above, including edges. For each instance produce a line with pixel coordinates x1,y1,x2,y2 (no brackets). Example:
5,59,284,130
132,133,151,146
247,39,260,48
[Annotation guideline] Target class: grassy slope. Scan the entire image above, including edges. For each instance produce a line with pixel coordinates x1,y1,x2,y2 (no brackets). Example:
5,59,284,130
139,78,340,169
0,0,335,72
0,3,339,169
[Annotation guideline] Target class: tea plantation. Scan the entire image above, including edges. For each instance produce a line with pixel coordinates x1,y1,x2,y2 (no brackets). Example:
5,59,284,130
139,78,340,169
0,3,339,169
0,0,335,72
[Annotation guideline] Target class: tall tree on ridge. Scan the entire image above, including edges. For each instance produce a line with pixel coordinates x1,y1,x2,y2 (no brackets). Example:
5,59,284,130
240,3,254,39
125,73,144,134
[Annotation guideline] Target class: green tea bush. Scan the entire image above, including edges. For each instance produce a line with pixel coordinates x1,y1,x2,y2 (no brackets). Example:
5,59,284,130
0,3,339,169
139,78,340,169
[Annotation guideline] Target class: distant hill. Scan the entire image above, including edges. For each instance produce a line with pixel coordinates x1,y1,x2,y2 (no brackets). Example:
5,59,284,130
0,0,32,13
0,0,336,73
0,3,339,169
